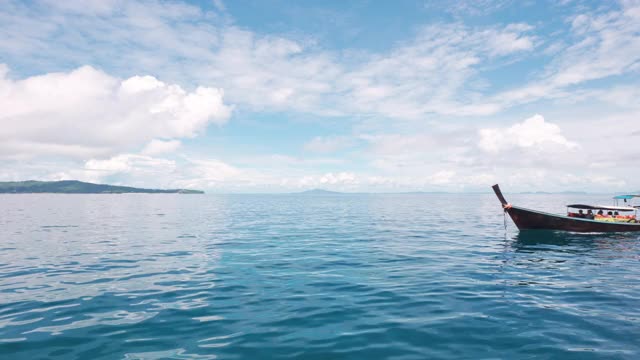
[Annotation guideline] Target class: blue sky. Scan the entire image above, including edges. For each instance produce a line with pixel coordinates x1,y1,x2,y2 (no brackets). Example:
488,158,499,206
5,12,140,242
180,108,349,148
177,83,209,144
1,0,640,192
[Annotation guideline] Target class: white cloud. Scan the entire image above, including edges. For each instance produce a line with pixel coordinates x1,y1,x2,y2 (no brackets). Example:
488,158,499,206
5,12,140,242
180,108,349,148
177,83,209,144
83,154,176,179
26,153,179,184
496,3,640,105
320,172,358,185
181,158,242,184
212,0,226,13
426,0,513,17
0,1,538,120
1,1,640,193
589,175,626,187
141,139,182,155
336,24,536,118
350,112,639,192
487,30,534,56
304,136,354,153
362,130,473,177
2,0,638,122
478,114,578,154
18,153,249,190
0,65,231,159
427,170,456,185
40,0,121,15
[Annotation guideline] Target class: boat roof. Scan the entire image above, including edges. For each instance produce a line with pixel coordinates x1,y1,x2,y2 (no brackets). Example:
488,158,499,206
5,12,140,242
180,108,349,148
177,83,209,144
613,194,640,199
567,204,636,212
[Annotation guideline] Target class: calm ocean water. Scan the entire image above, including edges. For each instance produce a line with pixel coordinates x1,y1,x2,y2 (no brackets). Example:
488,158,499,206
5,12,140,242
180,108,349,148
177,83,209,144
1,193,639,359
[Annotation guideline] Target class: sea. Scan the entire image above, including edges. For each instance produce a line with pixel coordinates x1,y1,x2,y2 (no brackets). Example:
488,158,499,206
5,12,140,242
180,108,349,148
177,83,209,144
1,193,639,359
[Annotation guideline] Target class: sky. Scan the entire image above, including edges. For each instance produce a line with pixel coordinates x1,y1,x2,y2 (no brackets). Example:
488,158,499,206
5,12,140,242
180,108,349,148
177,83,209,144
1,0,640,193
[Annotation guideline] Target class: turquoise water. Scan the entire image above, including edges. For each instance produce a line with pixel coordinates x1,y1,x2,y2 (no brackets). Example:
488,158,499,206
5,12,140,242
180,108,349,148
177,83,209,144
1,193,639,359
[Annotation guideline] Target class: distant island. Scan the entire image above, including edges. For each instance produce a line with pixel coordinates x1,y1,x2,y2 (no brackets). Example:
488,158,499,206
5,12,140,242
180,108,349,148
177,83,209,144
0,180,204,194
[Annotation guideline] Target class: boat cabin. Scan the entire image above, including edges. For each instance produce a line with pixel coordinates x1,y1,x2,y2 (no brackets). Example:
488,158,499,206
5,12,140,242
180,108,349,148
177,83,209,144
567,195,639,223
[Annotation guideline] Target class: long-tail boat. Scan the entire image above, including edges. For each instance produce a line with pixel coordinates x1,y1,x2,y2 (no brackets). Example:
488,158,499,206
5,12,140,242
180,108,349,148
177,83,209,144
492,184,640,232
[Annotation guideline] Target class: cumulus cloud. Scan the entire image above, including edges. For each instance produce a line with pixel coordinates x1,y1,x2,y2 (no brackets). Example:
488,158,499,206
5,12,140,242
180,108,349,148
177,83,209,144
0,65,231,159
478,114,578,154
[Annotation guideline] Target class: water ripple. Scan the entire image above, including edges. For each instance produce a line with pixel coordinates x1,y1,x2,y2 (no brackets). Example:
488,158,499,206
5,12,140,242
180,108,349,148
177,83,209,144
0,193,639,358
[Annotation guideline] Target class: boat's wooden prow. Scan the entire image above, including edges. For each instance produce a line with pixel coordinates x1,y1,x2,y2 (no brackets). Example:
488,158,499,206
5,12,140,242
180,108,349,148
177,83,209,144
492,184,508,206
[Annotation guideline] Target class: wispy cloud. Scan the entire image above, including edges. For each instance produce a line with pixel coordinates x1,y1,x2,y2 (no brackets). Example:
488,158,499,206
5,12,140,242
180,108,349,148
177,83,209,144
495,2,640,106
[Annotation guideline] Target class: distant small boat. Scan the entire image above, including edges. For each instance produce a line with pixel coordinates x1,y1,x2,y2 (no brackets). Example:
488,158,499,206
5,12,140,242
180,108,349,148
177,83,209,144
492,184,640,232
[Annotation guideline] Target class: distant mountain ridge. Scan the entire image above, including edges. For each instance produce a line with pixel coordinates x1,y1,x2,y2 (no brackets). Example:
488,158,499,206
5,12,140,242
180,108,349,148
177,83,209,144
0,180,204,194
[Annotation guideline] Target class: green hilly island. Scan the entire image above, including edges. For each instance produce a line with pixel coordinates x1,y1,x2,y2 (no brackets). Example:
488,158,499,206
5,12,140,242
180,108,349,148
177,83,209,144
0,180,204,194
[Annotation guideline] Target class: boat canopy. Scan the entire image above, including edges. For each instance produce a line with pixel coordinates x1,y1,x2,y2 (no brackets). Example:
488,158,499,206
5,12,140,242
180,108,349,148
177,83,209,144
613,194,640,200
567,204,636,212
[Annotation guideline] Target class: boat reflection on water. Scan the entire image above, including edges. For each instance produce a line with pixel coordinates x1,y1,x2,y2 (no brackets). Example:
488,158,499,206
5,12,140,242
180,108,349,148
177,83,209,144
510,230,640,255
495,230,640,291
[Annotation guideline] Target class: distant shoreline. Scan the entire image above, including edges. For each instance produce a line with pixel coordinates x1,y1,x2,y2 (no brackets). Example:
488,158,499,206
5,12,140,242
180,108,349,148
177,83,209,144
0,182,621,195
0,180,204,194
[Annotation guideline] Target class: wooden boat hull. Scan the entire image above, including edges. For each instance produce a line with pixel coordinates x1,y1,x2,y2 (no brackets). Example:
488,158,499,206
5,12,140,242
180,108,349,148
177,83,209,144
492,184,640,233
506,205,640,232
